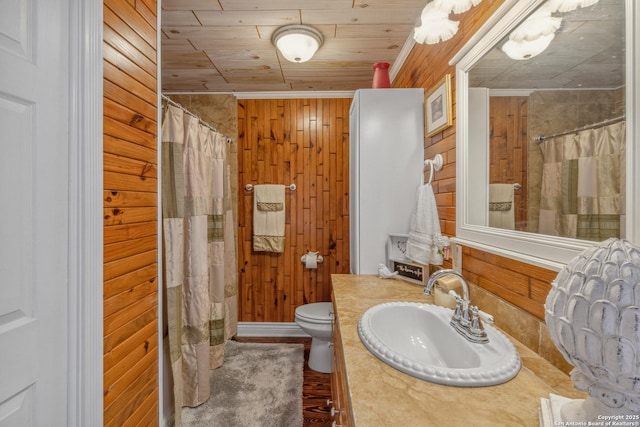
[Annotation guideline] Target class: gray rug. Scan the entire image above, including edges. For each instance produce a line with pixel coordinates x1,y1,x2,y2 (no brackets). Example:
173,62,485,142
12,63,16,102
182,340,304,427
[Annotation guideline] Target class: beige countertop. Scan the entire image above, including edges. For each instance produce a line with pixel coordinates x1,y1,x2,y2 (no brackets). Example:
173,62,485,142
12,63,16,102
331,274,586,427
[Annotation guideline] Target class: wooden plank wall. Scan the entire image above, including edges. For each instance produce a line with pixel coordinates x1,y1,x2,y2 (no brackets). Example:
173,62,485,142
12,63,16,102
237,98,352,322
489,96,529,231
103,0,159,425
393,0,556,321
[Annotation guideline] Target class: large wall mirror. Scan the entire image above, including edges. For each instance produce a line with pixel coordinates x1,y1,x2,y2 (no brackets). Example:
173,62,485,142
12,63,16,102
452,0,639,270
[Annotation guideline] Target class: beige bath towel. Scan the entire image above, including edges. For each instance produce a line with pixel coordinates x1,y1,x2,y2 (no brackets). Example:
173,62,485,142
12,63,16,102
253,184,285,252
489,183,515,230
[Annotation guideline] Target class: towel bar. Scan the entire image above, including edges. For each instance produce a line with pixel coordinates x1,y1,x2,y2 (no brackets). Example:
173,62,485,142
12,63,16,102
245,183,296,191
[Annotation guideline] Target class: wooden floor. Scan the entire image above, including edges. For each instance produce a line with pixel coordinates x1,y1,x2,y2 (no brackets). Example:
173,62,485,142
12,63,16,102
235,336,333,427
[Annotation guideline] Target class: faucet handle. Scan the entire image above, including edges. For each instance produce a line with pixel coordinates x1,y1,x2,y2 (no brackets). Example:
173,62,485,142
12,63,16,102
470,307,485,335
468,306,490,343
477,309,494,325
448,290,463,320
460,299,471,327
470,306,482,331
447,290,462,302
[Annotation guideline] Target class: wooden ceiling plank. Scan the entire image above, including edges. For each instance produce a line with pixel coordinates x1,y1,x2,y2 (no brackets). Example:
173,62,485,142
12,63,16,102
205,50,280,64
219,0,353,11
162,0,222,11
190,38,272,51
301,8,421,25
160,39,197,52
352,0,426,9
163,26,261,40
335,23,415,38
161,10,201,26
195,10,301,26
161,51,214,70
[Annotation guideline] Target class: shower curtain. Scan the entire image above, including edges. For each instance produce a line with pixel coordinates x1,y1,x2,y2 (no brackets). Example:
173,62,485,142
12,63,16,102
538,120,625,241
162,104,238,424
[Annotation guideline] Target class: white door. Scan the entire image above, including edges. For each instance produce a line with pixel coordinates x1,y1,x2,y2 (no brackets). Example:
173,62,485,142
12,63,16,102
0,0,71,425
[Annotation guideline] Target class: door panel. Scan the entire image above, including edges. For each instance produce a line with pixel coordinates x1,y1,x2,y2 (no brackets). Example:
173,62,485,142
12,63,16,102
0,0,70,425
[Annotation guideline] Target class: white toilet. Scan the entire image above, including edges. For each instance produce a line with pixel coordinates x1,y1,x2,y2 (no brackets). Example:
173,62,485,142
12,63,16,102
295,302,333,373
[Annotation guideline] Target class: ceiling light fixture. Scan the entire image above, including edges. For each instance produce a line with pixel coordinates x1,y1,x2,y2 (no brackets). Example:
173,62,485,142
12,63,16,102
272,24,323,63
508,2,562,42
501,1,562,61
413,2,459,45
501,33,556,60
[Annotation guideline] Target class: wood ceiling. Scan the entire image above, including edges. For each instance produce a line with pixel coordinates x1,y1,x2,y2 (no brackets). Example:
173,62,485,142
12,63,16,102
160,0,426,93
160,0,625,94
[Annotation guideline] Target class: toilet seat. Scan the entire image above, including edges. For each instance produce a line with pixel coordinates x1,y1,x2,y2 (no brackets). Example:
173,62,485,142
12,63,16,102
295,302,332,324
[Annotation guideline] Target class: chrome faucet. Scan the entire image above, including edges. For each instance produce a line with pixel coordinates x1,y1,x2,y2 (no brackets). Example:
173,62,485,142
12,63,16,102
424,269,493,344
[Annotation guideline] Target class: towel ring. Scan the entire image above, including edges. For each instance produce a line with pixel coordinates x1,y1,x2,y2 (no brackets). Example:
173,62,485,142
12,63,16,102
424,154,443,184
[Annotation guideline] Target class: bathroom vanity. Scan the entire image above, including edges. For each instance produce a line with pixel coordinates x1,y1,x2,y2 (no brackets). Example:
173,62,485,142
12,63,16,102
329,274,584,426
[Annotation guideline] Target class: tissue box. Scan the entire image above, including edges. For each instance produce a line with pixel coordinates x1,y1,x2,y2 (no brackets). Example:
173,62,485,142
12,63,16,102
387,234,427,286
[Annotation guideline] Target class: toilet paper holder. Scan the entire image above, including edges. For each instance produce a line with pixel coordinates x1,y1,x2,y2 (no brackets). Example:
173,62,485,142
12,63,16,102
301,251,323,264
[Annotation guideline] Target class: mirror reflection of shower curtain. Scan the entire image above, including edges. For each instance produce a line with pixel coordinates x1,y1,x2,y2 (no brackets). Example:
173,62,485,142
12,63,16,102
538,120,625,241
161,104,238,423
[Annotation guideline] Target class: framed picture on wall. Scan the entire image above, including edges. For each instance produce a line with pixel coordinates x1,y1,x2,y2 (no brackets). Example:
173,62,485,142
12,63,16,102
425,74,453,138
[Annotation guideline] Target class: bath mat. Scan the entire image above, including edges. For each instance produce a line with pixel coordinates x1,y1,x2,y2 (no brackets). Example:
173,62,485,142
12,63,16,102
182,340,304,427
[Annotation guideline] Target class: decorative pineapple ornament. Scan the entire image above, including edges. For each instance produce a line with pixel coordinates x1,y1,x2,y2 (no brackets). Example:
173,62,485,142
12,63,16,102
545,238,640,421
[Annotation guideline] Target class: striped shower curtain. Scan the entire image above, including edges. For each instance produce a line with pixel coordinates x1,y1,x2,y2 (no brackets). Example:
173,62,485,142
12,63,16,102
161,104,238,423
538,120,625,241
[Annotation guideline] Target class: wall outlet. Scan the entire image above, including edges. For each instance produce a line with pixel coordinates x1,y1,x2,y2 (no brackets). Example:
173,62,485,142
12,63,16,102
452,243,462,273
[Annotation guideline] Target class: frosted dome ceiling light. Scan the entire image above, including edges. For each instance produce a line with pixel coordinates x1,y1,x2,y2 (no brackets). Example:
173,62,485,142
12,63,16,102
434,0,482,14
413,2,460,45
508,2,562,42
272,25,323,63
501,33,556,60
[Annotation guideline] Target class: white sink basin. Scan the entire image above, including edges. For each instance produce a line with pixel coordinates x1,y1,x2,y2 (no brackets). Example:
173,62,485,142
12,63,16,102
358,302,521,387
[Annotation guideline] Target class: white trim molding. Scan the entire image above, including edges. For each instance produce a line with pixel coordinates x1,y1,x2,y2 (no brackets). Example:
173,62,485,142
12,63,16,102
67,0,103,426
237,322,310,338
390,34,416,83
628,0,640,245
156,0,166,425
453,0,638,270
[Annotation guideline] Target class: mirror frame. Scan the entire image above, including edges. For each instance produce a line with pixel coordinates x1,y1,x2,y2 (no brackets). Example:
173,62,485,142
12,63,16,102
450,0,640,271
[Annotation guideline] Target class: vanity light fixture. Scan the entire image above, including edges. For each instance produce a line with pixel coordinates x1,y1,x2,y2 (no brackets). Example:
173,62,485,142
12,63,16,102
413,1,460,45
434,0,482,14
272,24,323,63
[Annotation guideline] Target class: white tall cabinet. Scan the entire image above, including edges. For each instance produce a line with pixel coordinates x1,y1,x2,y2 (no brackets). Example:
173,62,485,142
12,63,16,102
349,88,425,274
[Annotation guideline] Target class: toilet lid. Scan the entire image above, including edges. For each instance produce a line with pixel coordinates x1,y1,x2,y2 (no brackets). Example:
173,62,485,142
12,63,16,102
295,302,333,322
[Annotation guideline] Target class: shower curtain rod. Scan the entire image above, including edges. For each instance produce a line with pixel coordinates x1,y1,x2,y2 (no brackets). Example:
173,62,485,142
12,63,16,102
161,95,232,143
535,115,625,143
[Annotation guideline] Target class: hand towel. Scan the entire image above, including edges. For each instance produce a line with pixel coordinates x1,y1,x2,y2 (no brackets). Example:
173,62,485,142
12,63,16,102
489,183,515,230
253,184,286,252
407,183,443,266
